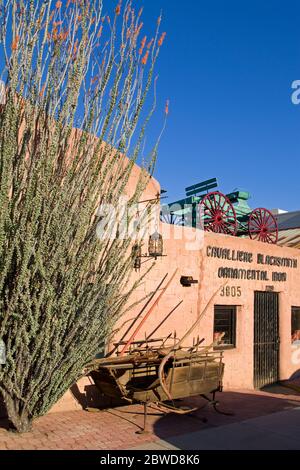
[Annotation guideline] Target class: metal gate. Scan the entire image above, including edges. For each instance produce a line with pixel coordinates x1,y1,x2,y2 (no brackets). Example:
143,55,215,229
254,291,280,389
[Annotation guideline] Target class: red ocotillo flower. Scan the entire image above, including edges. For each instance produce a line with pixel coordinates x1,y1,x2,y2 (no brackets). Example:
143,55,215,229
165,100,170,115
139,36,147,55
55,1,62,9
158,32,166,47
39,84,46,97
141,50,149,65
147,38,154,49
11,35,19,51
135,22,143,38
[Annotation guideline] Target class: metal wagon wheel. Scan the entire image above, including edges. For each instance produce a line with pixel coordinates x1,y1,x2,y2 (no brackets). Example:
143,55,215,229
199,191,237,235
248,208,278,244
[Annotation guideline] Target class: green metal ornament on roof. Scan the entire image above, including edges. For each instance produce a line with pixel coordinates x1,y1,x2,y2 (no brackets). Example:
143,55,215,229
161,178,278,244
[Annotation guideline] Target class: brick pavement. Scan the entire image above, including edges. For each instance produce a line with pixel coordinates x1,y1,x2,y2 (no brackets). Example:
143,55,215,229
0,388,300,450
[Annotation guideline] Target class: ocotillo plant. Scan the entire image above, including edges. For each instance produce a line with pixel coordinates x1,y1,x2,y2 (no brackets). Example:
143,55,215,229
0,0,166,432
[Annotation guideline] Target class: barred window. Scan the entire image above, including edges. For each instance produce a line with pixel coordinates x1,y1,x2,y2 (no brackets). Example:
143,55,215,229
214,305,237,349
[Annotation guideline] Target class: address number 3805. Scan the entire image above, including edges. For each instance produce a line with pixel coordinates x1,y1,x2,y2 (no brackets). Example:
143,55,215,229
220,286,242,298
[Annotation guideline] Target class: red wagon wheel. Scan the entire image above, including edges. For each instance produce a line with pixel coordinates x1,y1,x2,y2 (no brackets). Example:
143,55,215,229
248,208,278,244
199,191,237,235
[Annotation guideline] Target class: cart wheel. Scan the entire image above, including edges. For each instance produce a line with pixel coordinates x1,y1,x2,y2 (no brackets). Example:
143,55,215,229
248,208,278,244
199,192,237,235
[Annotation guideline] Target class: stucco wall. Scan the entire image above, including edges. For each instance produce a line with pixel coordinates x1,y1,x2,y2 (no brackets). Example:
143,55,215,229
50,223,300,413
112,227,300,390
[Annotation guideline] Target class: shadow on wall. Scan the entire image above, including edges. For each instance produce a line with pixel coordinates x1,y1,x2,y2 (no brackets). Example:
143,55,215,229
0,380,121,423
70,383,124,410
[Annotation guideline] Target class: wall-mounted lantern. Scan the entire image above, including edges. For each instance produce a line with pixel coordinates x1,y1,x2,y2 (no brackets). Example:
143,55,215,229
180,276,199,287
148,231,163,260
132,231,165,272
132,188,166,268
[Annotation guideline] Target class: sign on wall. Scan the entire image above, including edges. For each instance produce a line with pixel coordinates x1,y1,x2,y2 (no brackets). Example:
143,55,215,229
206,246,298,283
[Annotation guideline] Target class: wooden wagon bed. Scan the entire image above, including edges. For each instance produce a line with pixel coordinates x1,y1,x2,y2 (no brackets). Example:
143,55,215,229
86,338,225,431
85,275,228,432
89,348,224,404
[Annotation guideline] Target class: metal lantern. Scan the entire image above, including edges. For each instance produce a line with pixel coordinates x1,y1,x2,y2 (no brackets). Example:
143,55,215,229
132,243,142,271
148,231,163,260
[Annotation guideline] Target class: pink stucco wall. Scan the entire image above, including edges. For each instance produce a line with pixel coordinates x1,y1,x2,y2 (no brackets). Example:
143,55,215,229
50,221,300,413
116,225,300,390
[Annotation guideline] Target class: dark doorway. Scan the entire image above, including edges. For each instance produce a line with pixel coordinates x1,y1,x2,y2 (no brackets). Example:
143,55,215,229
254,291,280,389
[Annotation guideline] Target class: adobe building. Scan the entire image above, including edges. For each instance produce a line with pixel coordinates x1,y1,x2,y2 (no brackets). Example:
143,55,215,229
1,127,299,415
128,227,300,391
49,173,300,414
121,179,300,391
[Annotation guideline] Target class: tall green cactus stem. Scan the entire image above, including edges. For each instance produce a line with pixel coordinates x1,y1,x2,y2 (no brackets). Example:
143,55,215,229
0,0,166,432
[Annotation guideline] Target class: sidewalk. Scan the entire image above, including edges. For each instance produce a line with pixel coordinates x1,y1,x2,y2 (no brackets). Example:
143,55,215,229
0,388,300,449
131,407,300,450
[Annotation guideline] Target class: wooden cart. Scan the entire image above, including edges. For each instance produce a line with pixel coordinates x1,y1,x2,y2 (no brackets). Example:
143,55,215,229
86,338,225,432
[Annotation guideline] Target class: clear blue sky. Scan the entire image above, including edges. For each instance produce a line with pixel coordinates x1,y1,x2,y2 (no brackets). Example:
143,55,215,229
141,0,300,211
